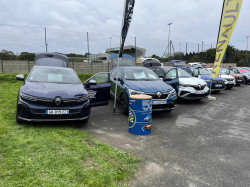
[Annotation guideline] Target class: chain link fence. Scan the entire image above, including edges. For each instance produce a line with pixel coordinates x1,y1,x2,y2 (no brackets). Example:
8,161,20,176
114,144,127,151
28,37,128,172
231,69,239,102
0,24,248,73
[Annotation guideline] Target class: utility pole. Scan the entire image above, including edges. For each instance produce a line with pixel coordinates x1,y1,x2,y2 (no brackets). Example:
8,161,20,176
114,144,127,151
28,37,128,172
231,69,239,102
87,32,92,73
246,36,249,66
202,41,204,52
135,37,137,63
109,36,112,54
167,23,172,57
198,43,199,53
44,27,48,52
186,42,188,55
170,41,172,57
179,43,181,53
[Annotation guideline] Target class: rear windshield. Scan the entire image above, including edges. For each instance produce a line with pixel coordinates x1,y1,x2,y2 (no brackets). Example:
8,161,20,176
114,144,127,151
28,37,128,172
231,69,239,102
28,68,81,84
36,58,67,67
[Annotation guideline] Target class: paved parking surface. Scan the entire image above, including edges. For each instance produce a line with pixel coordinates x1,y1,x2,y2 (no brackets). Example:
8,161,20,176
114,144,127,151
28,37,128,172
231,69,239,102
81,85,250,187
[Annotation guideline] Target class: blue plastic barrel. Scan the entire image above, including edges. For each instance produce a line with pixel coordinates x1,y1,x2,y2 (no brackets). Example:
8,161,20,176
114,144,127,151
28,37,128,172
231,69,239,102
128,95,152,135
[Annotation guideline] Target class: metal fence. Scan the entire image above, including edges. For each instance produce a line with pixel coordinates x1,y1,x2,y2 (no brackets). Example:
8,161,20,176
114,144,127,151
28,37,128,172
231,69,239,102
0,24,247,61
0,24,217,57
0,60,236,74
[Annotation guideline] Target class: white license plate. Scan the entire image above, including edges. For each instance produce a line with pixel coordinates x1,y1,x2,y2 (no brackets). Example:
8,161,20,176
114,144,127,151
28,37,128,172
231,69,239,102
46,110,69,115
238,80,242,82
215,84,222,87
195,90,204,94
153,100,167,105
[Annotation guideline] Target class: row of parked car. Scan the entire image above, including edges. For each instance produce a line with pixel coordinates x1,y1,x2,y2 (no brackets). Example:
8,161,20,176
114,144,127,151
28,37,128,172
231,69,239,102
15,53,250,123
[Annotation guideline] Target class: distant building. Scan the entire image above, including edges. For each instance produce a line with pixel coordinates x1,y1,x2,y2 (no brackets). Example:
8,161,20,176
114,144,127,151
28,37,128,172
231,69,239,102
105,45,146,63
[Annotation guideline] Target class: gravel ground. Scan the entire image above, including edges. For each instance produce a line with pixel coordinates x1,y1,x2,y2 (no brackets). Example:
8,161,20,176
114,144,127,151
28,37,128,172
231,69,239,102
81,85,250,187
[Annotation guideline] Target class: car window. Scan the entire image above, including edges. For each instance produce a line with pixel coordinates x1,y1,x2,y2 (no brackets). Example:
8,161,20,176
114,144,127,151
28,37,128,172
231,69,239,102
111,69,117,78
199,68,211,75
166,69,177,78
193,68,199,76
155,68,165,77
177,68,192,77
89,73,109,84
232,68,240,74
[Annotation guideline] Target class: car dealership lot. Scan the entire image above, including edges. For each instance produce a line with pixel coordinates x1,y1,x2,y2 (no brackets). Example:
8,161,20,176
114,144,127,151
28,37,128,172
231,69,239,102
82,85,250,186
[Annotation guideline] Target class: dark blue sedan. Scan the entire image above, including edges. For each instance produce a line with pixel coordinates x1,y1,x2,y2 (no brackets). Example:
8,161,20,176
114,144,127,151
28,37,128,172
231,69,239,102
16,66,109,123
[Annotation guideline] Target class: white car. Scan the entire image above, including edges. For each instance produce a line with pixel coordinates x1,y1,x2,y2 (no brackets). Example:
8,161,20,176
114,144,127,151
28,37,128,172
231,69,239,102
151,66,209,100
207,68,235,89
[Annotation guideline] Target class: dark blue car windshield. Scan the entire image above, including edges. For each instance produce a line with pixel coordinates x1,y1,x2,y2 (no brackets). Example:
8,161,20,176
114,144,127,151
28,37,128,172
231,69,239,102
124,69,159,80
28,68,81,84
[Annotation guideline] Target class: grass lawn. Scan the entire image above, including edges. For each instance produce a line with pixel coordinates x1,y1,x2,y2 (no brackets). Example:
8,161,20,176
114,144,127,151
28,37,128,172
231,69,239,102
0,74,140,186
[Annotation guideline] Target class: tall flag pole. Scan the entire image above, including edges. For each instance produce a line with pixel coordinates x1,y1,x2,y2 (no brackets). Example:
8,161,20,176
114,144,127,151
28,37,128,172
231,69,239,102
211,0,243,79
113,0,135,114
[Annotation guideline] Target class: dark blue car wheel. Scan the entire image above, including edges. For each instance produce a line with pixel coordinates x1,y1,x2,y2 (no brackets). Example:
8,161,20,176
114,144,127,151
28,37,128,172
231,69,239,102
120,94,129,115
16,107,23,125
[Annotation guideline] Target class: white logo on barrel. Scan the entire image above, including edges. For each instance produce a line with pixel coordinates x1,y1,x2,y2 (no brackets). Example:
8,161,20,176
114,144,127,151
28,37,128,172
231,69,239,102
142,100,151,111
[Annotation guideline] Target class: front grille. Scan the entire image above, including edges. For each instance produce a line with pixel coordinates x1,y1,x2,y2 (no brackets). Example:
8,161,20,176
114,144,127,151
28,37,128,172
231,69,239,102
152,103,175,110
212,80,224,84
146,93,169,99
31,108,81,114
23,98,88,107
192,85,206,90
33,113,84,120
235,77,243,80
226,78,234,81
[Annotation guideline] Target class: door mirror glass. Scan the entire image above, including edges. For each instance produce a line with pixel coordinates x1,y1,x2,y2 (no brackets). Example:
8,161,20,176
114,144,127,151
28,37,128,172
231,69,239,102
16,74,24,81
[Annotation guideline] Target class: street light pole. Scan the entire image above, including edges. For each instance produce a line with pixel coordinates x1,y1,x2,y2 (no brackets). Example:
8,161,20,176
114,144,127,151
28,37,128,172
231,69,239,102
246,36,249,66
167,23,172,58
109,36,112,54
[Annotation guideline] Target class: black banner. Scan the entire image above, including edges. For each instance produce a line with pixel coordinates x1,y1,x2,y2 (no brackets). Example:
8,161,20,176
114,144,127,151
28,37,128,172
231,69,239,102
118,0,135,58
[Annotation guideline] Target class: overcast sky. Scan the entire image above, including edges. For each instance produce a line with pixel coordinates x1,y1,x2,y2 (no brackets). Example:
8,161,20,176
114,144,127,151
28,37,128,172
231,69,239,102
0,0,249,56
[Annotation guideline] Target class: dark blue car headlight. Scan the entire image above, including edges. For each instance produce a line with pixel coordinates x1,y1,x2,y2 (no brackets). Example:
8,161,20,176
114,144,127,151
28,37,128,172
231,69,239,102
169,89,176,97
128,89,145,96
77,95,90,102
20,93,38,101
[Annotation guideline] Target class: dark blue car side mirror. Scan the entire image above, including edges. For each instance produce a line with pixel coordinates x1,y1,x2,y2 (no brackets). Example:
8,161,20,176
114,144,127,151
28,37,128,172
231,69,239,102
16,74,24,81
88,79,97,85
165,77,173,81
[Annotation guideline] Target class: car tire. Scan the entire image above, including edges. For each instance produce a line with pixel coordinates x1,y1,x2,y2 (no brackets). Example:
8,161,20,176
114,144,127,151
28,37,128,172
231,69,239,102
243,76,247,84
16,109,23,125
120,93,129,115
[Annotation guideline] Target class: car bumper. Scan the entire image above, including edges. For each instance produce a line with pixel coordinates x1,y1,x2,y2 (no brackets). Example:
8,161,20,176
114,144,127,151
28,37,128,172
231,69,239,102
178,86,209,100
179,92,209,100
152,102,176,111
17,99,91,122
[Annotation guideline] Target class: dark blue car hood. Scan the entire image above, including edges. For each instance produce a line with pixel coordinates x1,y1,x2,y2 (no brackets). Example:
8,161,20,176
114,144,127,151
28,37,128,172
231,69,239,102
124,80,173,93
20,81,88,98
201,75,224,81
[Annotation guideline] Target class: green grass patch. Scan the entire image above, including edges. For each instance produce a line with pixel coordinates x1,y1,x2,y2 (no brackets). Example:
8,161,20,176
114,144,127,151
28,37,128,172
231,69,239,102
0,74,140,186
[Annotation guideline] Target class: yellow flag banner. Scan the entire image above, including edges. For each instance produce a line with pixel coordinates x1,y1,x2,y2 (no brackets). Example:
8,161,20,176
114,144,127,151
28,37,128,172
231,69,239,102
212,0,243,78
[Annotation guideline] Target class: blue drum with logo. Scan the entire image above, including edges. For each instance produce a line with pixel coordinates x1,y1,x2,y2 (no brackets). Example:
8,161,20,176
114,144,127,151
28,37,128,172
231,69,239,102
129,95,152,135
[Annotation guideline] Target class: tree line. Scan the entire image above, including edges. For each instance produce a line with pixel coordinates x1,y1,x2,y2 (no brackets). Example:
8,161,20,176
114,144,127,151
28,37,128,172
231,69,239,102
0,45,249,66
151,45,250,67
0,50,89,61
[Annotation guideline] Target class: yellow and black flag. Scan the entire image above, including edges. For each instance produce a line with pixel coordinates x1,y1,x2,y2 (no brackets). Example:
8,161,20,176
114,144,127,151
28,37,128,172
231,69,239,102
212,0,243,78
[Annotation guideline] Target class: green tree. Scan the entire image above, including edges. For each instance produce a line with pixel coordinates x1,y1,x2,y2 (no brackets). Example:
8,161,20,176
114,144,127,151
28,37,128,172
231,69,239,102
19,52,35,61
